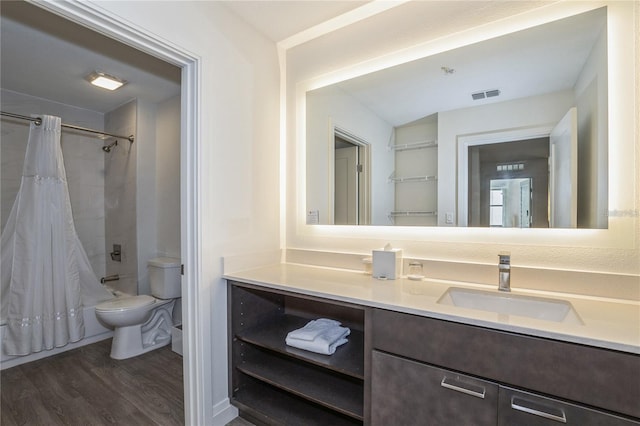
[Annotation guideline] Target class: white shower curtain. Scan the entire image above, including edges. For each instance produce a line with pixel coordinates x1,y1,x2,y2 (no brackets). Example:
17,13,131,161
1,115,113,356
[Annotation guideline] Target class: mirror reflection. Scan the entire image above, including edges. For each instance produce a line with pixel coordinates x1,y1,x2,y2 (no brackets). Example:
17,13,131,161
306,7,607,228
489,178,532,228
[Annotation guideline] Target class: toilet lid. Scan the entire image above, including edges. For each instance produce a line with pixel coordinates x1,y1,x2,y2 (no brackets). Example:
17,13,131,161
96,295,155,312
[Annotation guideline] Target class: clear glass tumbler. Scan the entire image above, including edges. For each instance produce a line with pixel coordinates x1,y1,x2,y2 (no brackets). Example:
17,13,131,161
407,261,424,280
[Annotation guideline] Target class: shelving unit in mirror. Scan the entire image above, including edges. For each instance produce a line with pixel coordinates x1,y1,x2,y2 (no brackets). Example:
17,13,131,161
390,119,438,226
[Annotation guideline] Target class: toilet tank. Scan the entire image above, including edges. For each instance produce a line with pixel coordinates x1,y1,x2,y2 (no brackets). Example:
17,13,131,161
148,257,181,299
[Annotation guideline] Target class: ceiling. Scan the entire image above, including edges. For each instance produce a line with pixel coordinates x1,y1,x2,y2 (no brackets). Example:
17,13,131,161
322,6,606,126
0,1,368,114
223,1,368,42
0,1,605,123
1,1,181,113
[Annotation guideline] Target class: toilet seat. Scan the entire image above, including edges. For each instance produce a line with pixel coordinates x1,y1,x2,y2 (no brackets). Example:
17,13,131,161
96,295,155,313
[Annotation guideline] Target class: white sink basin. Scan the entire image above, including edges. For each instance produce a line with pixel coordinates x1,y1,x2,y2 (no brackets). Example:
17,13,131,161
437,287,583,324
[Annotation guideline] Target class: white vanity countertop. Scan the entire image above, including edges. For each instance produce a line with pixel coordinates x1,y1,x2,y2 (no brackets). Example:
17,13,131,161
224,263,640,355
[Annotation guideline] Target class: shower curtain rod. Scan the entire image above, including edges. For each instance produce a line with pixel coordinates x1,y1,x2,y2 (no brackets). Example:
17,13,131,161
1,111,135,143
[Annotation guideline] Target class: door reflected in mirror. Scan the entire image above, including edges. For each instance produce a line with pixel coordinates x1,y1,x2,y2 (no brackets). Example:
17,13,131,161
333,130,371,225
467,136,549,228
489,178,532,228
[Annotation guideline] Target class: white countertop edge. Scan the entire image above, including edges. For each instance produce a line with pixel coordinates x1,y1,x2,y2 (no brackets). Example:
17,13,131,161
223,265,640,355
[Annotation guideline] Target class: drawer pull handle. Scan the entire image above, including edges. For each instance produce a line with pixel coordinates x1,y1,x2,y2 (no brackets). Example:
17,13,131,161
440,377,486,399
511,397,567,423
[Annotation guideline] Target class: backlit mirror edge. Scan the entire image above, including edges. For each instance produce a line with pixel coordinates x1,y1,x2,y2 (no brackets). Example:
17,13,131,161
292,1,637,250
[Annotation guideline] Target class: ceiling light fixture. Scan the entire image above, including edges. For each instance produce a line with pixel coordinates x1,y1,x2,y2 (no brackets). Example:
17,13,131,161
86,71,126,91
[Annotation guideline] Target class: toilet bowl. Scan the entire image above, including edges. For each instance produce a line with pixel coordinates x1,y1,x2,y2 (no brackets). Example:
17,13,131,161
95,257,181,359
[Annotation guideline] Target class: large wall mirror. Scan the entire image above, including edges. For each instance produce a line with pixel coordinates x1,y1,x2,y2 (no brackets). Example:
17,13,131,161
306,7,608,229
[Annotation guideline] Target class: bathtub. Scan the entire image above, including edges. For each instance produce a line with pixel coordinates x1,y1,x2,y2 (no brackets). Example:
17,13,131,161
0,304,113,370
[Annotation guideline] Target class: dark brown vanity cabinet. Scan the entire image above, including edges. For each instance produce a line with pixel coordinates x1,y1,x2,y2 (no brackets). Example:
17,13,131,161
228,281,367,425
372,308,640,426
372,350,499,425
372,351,639,426
498,387,639,425
228,280,639,425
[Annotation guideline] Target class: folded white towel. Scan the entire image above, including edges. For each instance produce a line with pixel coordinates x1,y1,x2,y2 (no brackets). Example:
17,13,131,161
286,321,350,355
286,318,341,341
286,335,349,355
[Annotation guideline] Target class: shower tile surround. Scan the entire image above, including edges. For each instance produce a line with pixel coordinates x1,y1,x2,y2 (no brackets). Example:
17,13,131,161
104,100,138,296
0,92,140,297
0,89,107,279
2,92,182,301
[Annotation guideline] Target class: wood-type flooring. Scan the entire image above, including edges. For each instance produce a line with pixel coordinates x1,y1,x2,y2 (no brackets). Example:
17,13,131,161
1,338,184,426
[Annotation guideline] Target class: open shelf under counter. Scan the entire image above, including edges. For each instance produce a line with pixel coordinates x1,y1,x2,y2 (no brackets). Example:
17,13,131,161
236,314,364,380
238,345,364,420
229,280,368,425
233,377,362,426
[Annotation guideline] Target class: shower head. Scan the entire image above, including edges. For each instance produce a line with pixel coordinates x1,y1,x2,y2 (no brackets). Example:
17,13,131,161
102,140,118,153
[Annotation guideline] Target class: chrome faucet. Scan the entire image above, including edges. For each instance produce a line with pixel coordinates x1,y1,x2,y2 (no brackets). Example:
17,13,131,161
498,253,511,292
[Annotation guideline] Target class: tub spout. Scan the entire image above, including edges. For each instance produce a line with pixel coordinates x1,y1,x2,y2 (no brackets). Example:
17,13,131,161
100,274,120,284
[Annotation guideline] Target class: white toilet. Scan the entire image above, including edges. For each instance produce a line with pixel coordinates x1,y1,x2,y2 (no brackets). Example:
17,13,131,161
96,257,181,360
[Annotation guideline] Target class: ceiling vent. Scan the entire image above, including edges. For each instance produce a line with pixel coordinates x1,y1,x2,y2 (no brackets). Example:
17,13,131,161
472,89,500,100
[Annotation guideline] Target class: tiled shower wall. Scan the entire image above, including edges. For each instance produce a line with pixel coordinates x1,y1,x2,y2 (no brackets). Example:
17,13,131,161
104,100,138,295
0,89,107,279
155,96,181,259
2,93,178,298
135,96,181,296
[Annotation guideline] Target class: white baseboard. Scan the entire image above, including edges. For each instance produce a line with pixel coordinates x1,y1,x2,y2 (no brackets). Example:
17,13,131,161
211,398,239,426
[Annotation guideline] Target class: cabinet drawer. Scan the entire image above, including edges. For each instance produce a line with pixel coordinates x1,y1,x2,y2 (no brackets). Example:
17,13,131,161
371,350,498,426
499,387,640,425
372,308,640,418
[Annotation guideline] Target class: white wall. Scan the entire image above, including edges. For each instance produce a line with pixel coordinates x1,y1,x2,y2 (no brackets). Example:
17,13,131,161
1,89,106,279
306,85,394,225
286,1,639,279
574,24,608,229
86,1,281,423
